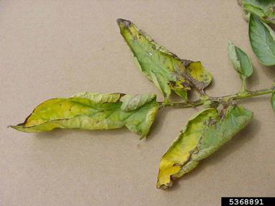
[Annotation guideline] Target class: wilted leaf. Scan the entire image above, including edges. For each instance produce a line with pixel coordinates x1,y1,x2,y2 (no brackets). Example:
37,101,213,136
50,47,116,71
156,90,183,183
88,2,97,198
249,14,275,66
11,92,159,138
271,92,275,111
241,0,275,24
227,41,253,80
157,105,253,189
117,18,212,101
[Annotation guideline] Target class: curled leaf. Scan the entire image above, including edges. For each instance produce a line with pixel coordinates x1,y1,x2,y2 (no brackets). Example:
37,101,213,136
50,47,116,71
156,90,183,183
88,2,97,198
117,18,212,101
249,14,275,66
72,92,121,102
157,105,253,189
120,93,156,112
227,41,253,80
241,0,275,24
11,92,159,138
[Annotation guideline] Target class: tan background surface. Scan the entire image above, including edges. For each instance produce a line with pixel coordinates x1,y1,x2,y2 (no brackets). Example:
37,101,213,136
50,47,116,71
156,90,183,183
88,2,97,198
0,1,275,206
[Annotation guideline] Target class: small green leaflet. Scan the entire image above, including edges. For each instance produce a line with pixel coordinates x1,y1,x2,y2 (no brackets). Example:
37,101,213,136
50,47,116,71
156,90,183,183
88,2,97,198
228,41,253,79
11,92,159,139
117,18,212,101
249,14,275,66
241,0,275,24
157,105,253,189
271,92,275,111
227,41,253,86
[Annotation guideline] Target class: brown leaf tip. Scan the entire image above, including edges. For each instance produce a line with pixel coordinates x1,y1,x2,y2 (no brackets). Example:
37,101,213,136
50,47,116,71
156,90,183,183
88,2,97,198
117,18,132,28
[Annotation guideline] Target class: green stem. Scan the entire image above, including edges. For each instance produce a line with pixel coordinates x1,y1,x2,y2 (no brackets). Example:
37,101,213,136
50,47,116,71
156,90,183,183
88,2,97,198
161,87,275,108
240,77,247,93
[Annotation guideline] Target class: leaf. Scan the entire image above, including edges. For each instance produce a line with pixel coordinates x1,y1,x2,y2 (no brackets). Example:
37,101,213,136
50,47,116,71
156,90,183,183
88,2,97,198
11,92,159,138
117,18,212,101
249,14,275,66
241,0,275,24
183,60,213,91
157,105,253,189
227,41,253,80
271,92,275,111
120,93,156,112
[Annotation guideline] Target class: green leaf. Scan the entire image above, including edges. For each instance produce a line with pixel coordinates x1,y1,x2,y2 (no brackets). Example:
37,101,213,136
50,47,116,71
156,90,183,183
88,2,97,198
249,14,275,66
228,41,253,80
11,92,159,139
117,18,212,101
241,0,275,24
271,92,275,111
157,105,253,189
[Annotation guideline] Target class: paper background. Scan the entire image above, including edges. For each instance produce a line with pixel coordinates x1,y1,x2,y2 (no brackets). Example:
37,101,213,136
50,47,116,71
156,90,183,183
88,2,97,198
1,1,275,205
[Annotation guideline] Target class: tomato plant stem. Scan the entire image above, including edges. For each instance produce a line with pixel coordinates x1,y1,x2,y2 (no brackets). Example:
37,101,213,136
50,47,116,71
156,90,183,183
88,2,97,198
161,87,275,108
